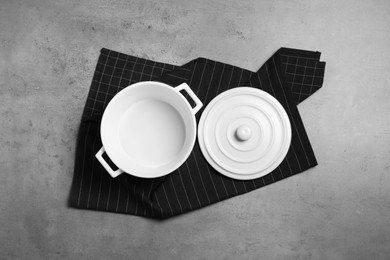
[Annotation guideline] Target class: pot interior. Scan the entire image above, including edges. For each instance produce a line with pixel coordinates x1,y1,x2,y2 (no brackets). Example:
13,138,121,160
119,99,186,167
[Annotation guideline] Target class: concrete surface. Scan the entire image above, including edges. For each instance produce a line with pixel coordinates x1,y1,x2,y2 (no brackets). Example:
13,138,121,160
1,0,390,259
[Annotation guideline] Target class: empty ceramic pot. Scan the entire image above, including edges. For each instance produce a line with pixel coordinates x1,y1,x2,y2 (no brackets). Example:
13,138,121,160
96,81,203,178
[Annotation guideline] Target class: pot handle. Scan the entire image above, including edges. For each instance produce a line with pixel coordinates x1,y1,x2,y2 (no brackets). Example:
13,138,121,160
175,83,203,115
95,147,123,178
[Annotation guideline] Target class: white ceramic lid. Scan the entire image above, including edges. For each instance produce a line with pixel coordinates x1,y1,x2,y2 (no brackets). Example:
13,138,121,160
198,87,292,180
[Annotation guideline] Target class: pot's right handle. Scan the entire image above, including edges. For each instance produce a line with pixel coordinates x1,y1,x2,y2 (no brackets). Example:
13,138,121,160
175,83,203,115
95,147,123,178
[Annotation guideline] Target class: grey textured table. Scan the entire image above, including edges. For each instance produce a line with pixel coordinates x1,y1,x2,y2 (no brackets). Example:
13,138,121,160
1,0,390,259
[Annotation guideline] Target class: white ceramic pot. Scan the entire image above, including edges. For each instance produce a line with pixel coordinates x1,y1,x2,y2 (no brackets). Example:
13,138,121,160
95,81,203,178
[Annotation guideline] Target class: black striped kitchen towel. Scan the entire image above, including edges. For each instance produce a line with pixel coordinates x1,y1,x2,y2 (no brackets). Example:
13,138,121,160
68,47,326,219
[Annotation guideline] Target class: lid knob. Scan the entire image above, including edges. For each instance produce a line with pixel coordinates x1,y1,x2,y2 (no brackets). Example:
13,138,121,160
235,125,252,141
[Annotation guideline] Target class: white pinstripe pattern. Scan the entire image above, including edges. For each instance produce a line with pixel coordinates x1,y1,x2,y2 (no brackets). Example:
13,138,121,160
105,179,112,211
202,61,216,102
255,72,264,89
283,54,290,87
265,61,302,172
283,54,292,92
238,68,244,85
96,64,181,80
117,54,129,91
153,190,164,217
115,183,121,212
103,52,120,211
283,62,320,70
86,127,101,208
99,51,189,72
309,60,318,97
256,68,279,182
195,59,221,200
271,57,311,166
142,189,146,216
149,61,156,80
164,73,188,81
241,180,248,192
195,61,227,199
166,60,202,209
212,63,230,197
129,57,139,86
90,55,110,109
226,66,234,89
280,54,318,60
188,59,198,86
77,123,92,207
285,72,323,81
139,58,147,81
86,96,115,105
298,59,309,103
187,60,211,204
206,164,220,200
77,50,110,207
291,58,299,97
282,54,324,103
170,176,183,213
133,183,138,215
225,66,239,195
214,63,226,94
262,63,293,176
290,82,322,90
184,160,202,206
95,166,104,208
261,177,266,186
152,61,183,215
125,180,130,213
177,168,193,210
196,59,208,96
252,179,257,189
147,178,155,216
90,80,136,91
162,183,174,216
191,153,210,204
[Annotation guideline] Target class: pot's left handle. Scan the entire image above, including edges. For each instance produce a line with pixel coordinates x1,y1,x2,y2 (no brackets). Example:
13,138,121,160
95,147,123,178
175,83,203,115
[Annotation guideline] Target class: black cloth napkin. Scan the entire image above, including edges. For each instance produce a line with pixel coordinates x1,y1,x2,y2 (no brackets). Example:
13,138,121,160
68,47,326,219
